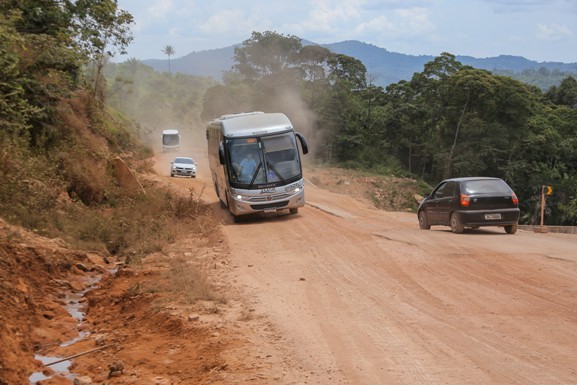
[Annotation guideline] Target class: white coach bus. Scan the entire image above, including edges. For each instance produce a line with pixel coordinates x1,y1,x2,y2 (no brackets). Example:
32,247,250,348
206,112,309,222
161,129,180,152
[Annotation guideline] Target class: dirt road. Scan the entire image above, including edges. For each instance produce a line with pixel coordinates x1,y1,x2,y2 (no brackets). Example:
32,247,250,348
154,144,577,385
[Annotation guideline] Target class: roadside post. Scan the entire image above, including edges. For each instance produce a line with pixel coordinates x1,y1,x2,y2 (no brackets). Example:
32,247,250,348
537,185,553,233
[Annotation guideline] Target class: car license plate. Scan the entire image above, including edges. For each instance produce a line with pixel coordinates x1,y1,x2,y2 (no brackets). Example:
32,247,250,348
485,213,501,220
264,208,277,213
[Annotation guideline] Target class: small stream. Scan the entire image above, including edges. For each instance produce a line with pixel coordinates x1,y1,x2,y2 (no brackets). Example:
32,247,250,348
28,277,100,384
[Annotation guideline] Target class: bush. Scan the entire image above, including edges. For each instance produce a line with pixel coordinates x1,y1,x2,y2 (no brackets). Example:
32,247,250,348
0,93,217,262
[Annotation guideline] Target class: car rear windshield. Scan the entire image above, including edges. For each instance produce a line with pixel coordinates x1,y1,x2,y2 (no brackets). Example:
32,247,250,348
462,179,511,194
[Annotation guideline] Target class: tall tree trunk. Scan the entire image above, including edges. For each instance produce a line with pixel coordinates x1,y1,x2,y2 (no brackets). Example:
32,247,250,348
444,89,470,178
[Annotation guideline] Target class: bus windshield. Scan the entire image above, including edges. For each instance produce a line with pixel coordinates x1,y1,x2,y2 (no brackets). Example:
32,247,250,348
227,132,301,187
163,134,179,146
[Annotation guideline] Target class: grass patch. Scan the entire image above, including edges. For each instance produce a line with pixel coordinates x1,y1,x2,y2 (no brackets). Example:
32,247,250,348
0,97,218,263
166,257,223,304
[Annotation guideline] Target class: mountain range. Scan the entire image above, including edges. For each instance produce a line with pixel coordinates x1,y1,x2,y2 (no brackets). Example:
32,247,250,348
142,40,577,89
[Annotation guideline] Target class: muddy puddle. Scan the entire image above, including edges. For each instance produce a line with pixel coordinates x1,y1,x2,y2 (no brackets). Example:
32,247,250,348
28,276,100,384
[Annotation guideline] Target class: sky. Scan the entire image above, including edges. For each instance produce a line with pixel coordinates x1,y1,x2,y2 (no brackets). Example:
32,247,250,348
114,0,577,63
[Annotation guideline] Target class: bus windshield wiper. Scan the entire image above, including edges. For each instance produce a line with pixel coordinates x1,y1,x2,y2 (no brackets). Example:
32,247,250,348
248,162,263,187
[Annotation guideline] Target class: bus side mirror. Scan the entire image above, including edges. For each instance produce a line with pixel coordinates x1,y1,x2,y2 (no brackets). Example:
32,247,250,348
218,142,225,165
295,132,309,155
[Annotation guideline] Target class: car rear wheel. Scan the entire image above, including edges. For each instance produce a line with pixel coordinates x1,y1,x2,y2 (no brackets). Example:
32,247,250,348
418,211,430,230
504,224,518,234
450,213,464,234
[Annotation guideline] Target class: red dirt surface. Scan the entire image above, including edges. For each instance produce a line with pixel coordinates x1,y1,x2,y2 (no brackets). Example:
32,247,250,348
3,144,577,385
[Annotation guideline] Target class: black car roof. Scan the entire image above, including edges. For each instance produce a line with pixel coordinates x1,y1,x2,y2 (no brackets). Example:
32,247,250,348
443,177,501,182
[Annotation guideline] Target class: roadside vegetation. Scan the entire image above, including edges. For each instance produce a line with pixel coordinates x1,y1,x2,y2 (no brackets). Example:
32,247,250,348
103,30,577,224
193,31,577,225
0,1,218,262
2,4,577,257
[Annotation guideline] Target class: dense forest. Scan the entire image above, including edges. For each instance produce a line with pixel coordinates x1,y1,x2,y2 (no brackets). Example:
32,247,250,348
109,31,577,225
214,32,577,226
2,1,577,226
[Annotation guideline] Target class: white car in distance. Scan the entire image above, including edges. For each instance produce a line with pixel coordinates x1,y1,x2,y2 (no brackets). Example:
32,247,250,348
170,157,197,178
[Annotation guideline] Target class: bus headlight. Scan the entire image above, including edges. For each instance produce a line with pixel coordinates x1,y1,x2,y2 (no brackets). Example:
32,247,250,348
285,181,304,193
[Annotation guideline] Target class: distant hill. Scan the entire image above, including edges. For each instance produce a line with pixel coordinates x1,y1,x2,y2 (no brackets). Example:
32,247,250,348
143,45,237,82
142,40,577,89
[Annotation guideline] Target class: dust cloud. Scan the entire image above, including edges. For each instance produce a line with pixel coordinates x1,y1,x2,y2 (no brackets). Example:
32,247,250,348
115,74,320,160
271,88,319,159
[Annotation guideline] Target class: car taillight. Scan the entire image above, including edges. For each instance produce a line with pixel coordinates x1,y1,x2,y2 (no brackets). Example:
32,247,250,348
460,194,470,207
512,192,518,206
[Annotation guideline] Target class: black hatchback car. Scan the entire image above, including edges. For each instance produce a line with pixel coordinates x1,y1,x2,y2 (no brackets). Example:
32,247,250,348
417,177,520,234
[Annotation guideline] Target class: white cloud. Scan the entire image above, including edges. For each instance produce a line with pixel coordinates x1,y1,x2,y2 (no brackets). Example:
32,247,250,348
285,2,434,43
285,1,362,36
394,7,434,35
126,0,174,32
355,15,395,35
168,27,180,37
536,23,572,41
198,9,246,34
481,0,546,13
147,0,174,17
196,7,276,43
115,0,577,62
353,6,433,43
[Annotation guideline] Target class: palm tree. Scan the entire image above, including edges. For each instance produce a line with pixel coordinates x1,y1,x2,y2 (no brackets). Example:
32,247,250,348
162,45,176,73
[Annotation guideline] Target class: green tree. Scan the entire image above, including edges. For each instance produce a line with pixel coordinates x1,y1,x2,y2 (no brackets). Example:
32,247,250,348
327,54,367,90
382,53,538,183
382,80,425,175
233,31,302,83
509,104,577,225
1,0,73,36
398,53,466,180
162,45,176,73
549,76,577,107
319,54,368,163
442,70,535,178
0,3,83,149
0,11,38,142
71,0,134,104
298,45,332,109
